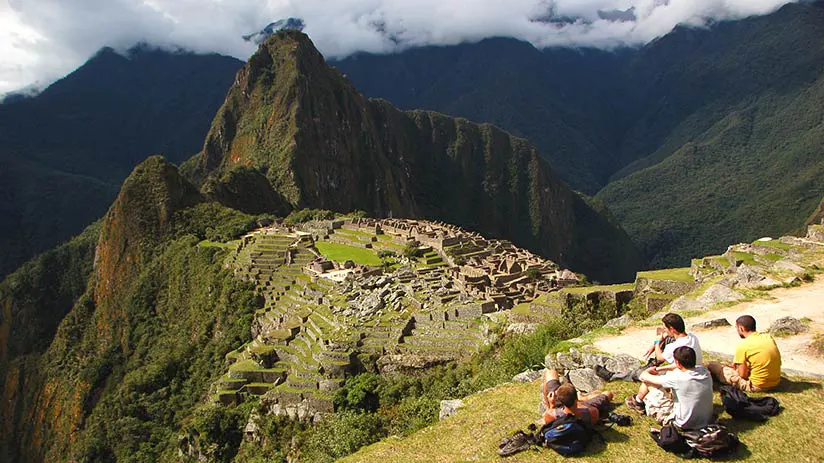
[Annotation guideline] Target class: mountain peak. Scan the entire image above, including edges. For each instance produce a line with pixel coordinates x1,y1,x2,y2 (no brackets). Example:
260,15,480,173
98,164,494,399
184,33,642,282
243,18,306,45
94,156,202,331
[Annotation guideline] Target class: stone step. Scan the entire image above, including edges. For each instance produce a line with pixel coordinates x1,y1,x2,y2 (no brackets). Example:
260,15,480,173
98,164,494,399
287,376,319,390
410,327,484,340
245,383,275,395
402,335,480,349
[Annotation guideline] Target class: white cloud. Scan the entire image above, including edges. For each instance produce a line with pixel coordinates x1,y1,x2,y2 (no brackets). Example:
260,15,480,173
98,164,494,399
0,0,799,95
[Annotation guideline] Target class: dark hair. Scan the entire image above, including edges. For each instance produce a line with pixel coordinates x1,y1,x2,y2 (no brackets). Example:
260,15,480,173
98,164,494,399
673,346,697,368
662,313,686,334
736,315,756,332
556,383,578,408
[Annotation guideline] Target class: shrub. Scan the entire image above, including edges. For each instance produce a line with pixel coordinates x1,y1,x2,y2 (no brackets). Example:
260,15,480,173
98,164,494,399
299,412,386,463
283,209,335,225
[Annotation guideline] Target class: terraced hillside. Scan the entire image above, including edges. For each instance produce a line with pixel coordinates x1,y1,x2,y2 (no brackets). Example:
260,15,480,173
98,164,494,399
211,217,580,418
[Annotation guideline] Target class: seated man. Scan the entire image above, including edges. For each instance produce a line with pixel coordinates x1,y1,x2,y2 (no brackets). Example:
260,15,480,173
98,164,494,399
626,313,703,411
633,346,714,430
542,368,614,425
707,315,782,392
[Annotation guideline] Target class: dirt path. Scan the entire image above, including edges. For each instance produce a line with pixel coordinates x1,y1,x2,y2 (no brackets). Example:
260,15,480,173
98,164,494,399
593,278,824,376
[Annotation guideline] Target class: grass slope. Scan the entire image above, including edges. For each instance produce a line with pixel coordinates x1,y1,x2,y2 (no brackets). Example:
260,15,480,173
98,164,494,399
343,378,824,463
315,242,382,266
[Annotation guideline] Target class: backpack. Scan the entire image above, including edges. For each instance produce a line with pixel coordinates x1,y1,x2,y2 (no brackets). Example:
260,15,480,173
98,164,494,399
720,386,781,422
539,413,594,456
680,424,740,458
651,424,691,455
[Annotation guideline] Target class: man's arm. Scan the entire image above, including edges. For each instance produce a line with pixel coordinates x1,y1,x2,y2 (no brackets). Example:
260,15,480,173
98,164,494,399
639,369,667,388
736,362,750,380
654,339,667,363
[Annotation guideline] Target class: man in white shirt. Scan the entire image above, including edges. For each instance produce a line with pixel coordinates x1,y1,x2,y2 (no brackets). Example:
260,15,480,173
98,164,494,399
626,313,703,412
635,346,714,430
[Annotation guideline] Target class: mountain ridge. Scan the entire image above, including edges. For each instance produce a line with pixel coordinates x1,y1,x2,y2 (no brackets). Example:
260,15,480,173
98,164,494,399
185,30,643,283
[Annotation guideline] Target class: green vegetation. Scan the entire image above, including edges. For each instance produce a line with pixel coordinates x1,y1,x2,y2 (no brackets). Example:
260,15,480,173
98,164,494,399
315,242,382,266
0,47,241,279
341,377,824,462
284,209,336,225
754,239,792,251
636,267,693,283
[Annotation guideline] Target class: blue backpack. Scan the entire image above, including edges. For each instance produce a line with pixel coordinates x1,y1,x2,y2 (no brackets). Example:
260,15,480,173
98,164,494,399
540,412,594,456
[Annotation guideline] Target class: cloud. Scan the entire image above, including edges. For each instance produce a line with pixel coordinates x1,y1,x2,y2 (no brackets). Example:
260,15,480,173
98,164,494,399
0,0,799,95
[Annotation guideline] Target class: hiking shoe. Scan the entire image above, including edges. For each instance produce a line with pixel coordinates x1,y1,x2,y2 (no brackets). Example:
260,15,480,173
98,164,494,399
498,431,532,457
625,395,646,414
607,412,632,426
595,365,614,381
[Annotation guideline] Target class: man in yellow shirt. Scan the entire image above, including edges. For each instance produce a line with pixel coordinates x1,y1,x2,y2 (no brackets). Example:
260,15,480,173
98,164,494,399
707,315,782,392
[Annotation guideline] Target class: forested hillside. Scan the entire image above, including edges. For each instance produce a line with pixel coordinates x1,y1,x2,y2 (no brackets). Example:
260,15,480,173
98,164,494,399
335,1,824,266
0,47,242,278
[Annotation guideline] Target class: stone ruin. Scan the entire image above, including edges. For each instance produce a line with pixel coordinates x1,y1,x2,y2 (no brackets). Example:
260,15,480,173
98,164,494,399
211,217,579,420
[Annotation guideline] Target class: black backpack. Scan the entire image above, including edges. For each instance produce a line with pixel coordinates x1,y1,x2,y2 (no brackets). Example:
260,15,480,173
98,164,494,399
680,424,740,458
720,386,781,422
538,413,595,456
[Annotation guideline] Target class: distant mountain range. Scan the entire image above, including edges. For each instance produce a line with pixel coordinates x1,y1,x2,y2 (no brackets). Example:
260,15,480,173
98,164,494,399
333,0,824,266
1,1,822,277
0,46,242,277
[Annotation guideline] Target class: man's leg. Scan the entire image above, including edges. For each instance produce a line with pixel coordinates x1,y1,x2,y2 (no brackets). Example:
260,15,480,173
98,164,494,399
643,385,675,426
583,391,614,417
707,361,755,392
541,369,562,410
625,382,648,412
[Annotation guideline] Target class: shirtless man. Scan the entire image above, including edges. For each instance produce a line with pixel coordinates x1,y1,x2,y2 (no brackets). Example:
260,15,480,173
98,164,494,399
542,368,615,425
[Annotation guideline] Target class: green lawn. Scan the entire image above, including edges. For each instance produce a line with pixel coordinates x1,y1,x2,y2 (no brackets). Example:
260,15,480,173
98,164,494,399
315,242,382,266
637,267,694,283
752,239,792,251
562,283,635,295
342,377,824,463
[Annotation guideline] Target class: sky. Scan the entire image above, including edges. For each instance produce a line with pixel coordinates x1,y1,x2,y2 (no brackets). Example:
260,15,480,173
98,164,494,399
0,0,799,95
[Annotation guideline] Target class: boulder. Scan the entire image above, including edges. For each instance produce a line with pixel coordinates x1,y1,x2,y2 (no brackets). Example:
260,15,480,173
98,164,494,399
769,317,808,336
669,296,701,312
698,284,744,306
513,369,543,383
605,354,642,374
581,353,610,369
772,260,806,275
554,351,583,370
567,368,605,393
439,399,465,420
691,318,731,330
604,314,632,328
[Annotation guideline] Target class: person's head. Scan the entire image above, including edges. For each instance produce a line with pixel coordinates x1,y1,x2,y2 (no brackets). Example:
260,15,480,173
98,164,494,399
662,313,686,335
673,346,697,370
555,383,578,409
735,315,757,338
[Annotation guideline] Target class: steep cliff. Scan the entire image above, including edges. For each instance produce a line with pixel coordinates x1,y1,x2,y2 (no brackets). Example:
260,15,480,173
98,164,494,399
184,31,643,283
0,157,261,462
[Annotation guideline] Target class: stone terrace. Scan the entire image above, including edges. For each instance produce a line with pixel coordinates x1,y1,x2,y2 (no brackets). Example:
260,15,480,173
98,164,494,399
212,218,581,420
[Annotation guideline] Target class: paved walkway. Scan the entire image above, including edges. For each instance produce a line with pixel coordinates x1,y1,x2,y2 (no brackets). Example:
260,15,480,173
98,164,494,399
593,278,824,376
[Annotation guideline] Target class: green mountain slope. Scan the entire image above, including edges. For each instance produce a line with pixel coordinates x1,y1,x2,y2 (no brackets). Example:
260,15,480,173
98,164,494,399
335,1,824,267
185,31,643,283
0,47,242,279
598,69,824,267
0,157,263,462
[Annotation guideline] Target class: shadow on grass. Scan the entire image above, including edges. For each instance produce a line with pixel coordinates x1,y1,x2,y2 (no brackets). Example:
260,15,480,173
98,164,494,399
582,426,631,456
773,378,822,394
